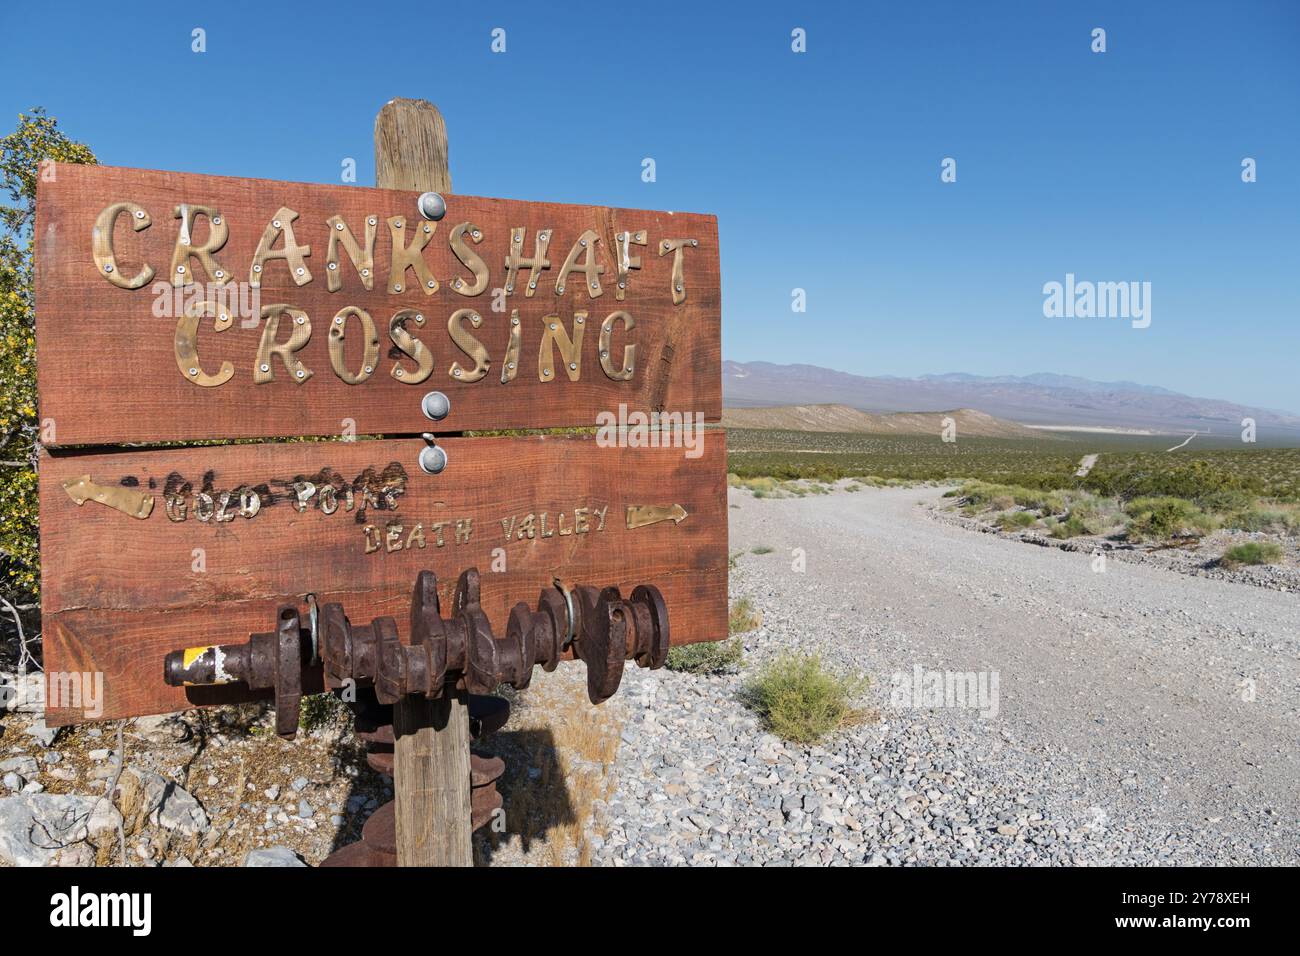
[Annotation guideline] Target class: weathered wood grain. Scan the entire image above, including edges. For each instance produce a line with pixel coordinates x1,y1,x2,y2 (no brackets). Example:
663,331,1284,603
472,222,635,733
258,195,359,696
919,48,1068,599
39,433,729,724
376,95,471,868
34,163,720,446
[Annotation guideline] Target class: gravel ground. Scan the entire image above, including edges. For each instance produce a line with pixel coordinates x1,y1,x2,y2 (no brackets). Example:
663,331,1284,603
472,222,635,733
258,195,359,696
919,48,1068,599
589,484,1300,865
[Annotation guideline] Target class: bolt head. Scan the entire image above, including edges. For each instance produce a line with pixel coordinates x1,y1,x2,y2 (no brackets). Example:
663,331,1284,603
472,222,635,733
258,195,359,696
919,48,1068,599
417,192,447,221
418,445,448,475
421,390,451,421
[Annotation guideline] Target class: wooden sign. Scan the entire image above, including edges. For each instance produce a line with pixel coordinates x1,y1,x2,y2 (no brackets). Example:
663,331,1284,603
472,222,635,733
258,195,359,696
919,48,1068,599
35,161,726,725
34,164,720,444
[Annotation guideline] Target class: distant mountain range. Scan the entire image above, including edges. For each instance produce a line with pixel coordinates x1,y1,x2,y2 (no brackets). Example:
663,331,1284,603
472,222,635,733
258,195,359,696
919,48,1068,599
723,362,1300,437
721,404,1045,438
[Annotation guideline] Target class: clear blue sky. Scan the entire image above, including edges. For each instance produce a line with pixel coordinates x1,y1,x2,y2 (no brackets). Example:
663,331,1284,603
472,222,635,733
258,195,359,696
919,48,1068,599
4,0,1297,411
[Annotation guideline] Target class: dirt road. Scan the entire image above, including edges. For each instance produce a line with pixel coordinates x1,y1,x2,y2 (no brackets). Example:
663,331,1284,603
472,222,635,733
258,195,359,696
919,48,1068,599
725,484,1300,863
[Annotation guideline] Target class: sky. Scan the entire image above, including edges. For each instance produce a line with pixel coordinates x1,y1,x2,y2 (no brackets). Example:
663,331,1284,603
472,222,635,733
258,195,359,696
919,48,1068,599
3,0,1298,411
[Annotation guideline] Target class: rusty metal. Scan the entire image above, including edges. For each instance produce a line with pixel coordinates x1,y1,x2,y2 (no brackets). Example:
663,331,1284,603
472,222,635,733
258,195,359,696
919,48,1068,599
162,566,669,734
162,566,667,864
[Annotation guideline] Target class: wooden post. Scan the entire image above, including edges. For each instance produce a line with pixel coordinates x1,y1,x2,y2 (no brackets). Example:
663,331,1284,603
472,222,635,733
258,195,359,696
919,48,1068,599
376,97,474,867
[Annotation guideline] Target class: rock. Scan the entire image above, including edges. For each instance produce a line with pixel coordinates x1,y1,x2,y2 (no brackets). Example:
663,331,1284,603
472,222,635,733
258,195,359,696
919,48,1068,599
291,776,309,792
0,793,121,867
129,714,190,744
244,846,307,867
3,773,23,792
0,756,39,777
0,672,43,713
23,719,59,748
125,769,209,836
55,843,96,867
87,749,112,761
297,800,314,819
265,784,281,800
22,781,44,794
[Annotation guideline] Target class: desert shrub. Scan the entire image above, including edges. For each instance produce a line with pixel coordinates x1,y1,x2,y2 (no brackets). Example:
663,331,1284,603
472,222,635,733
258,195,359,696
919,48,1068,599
1196,489,1257,514
958,481,1064,513
1125,496,1217,540
741,653,867,744
1220,541,1284,568
997,510,1037,530
299,692,349,733
1222,506,1295,534
728,596,762,634
1087,459,1260,502
1050,513,1089,538
751,545,774,555
666,637,743,674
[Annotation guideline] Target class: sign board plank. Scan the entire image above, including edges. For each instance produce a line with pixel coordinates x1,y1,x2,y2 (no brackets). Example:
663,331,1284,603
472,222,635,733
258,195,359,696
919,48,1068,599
39,433,728,724
34,164,721,445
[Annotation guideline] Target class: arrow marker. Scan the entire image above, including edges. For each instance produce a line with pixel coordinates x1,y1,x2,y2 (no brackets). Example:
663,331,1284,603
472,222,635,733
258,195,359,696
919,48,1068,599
625,504,689,530
62,475,154,520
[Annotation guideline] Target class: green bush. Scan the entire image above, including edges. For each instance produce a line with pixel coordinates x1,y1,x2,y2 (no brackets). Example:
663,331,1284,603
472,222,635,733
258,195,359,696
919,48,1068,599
666,637,744,674
1086,459,1260,502
741,653,867,744
299,692,350,733
1227,508,1290,533
1,110,97,604
1050,513,1089,538
997,510,1037,530
728,596,762,634
1124,496,1217,540
1219,541,1284,568
958,481,1064,513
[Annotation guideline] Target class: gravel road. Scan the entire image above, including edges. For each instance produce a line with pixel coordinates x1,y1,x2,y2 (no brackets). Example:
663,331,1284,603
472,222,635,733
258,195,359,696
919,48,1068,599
589,484,1300,866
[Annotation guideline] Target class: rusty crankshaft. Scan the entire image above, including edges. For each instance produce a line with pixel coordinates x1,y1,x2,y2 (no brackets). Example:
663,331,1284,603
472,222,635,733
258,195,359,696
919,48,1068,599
162,567,669,738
